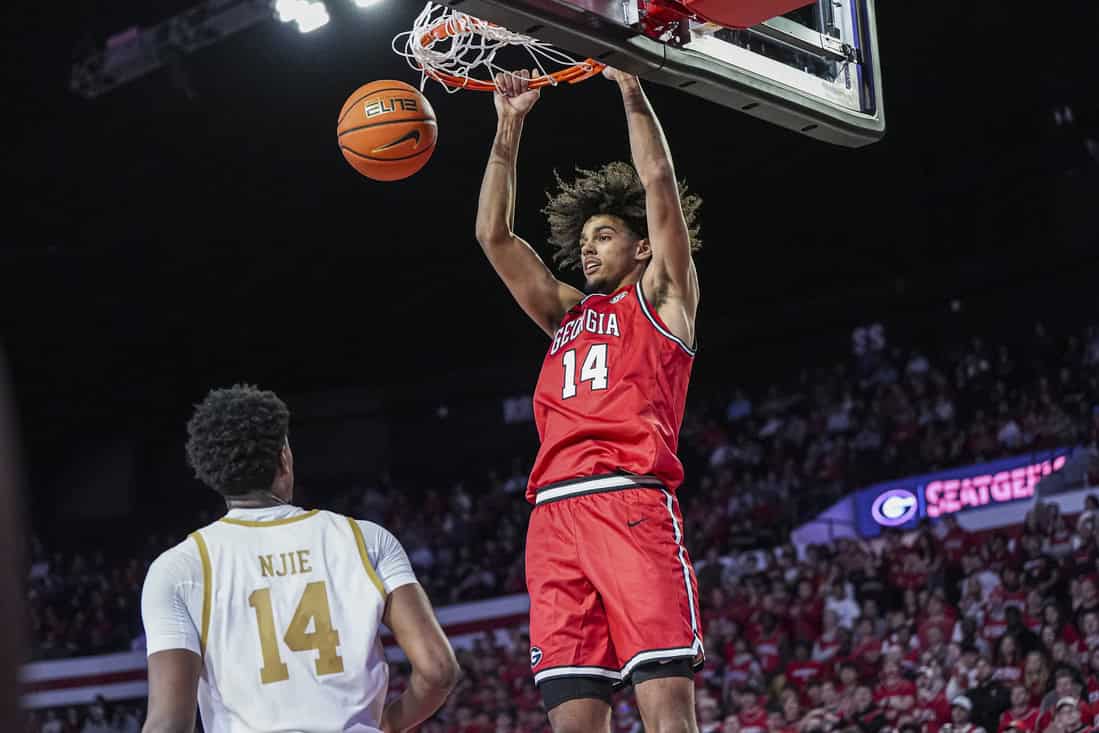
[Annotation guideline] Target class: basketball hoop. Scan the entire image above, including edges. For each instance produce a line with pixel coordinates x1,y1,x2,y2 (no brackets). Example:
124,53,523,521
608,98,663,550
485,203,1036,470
392,3,606,93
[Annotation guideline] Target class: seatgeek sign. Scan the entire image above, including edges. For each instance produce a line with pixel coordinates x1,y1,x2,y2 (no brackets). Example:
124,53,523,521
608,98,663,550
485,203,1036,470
854,448,1072,537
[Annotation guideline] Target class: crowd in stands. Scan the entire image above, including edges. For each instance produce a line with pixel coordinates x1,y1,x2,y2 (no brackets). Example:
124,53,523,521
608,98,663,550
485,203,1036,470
18,321,1099,732
24,536,147,661
679,322,1099,559
21,697,144,733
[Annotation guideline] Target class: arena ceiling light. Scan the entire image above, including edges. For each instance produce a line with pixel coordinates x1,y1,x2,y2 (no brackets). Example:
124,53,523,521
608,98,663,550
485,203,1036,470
275,0,330,32
70,0,368,98
352,0,384,8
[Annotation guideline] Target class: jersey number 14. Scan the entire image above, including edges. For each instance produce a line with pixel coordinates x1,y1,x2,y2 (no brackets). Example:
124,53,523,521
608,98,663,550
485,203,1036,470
248,581,344,684
561,343,608,399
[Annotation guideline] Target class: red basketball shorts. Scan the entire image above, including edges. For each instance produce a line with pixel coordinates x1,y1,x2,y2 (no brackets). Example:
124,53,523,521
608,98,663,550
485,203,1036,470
525,474,705,687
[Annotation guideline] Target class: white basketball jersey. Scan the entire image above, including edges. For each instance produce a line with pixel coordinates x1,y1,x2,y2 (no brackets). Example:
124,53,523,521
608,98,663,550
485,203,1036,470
192,509,389,733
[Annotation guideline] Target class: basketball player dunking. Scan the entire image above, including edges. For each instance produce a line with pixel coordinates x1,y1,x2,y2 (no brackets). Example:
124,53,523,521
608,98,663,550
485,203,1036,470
476,68,705,732
141,386,459,733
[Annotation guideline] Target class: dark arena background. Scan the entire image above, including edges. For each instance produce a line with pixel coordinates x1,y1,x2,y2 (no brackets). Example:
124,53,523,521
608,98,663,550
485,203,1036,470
5,0,1099,731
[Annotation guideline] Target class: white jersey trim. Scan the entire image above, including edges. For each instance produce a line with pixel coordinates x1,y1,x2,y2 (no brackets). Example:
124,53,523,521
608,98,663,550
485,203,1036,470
634,281,696,356
619,642,705,680
661,489,702,649
533,665,622,685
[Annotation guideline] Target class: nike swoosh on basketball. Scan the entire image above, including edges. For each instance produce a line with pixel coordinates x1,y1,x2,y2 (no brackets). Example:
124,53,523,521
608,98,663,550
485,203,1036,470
372,129,421,153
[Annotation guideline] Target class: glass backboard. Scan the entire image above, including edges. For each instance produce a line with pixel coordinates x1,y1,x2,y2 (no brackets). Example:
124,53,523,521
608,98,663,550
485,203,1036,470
436,0,885,147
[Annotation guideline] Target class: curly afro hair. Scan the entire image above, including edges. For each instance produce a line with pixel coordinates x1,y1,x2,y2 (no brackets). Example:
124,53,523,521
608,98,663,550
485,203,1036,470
542,161,702,271
185,384,290,497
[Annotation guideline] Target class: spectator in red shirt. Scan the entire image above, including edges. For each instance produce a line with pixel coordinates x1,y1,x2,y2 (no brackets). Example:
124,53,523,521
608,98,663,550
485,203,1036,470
818,679,844,716
1036,670,1087,733
779,691,803,733
1025,593,1048,635
984,599,1013,648
836,662,860,699
950,645,982,696
882,530,907,570
999,684,1039,733
1046,697,1091,733
804,678,824,711
920,596,958,650
894,552,931,592
697,695,722,733
814,610,846,667
851,619,884,681
884,623,921,675
737,689,770,733
1045,604,1082,646
875,660,917,723
942,515,973,568
1024,651,1052,707
915,663,953,733
789,579,824,642
765,708,787,733
725,636,764,693
703,586,730,629
786,640,827,694
749,611,787,676
996,635,1026,685
1084,648,1099,705
998,568,1030,613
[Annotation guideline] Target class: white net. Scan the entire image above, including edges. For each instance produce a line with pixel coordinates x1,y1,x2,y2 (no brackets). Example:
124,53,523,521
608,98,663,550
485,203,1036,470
392,2,602,92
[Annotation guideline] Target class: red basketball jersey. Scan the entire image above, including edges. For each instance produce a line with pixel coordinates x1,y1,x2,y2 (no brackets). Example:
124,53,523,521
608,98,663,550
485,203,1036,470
526,280,695,502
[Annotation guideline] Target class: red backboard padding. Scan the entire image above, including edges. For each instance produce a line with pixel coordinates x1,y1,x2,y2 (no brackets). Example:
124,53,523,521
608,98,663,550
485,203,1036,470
680,0,816,28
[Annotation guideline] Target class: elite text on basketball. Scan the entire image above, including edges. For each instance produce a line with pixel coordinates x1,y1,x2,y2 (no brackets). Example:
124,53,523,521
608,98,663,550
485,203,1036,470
364,98,418,117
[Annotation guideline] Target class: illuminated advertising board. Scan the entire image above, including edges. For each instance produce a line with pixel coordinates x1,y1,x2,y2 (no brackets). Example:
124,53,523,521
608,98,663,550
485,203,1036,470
853,448,1072,537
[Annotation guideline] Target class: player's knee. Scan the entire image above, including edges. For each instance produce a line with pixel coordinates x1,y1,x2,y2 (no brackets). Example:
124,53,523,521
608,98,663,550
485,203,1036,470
639,699,697,733
545,688,613,733
550,721,597,733
635,663,697,732
643,716,697,733
549,711,612,733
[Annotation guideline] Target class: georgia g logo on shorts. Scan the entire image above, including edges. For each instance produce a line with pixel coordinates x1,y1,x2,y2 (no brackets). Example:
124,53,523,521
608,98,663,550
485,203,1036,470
530,646,543,668
871,488,918,527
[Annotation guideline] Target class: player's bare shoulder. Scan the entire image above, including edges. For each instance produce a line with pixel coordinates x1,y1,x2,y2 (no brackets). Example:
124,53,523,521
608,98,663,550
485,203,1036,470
641,257,699,348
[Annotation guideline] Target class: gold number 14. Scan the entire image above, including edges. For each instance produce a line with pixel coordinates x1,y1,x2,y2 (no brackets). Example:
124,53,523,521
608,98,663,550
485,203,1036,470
248,581,345,684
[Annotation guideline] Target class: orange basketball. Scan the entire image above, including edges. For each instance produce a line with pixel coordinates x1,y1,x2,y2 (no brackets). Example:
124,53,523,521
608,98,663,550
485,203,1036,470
337,80,437,181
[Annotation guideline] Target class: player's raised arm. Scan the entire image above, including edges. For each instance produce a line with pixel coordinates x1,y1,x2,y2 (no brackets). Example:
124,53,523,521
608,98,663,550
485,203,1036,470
380,583,460,733
609,70,700,327
475,69,583,337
